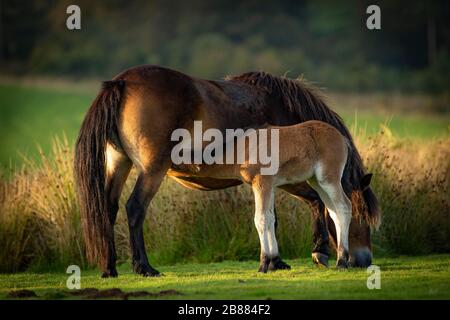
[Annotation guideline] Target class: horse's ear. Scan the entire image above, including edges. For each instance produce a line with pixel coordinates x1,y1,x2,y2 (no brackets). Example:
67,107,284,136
360,173,373,191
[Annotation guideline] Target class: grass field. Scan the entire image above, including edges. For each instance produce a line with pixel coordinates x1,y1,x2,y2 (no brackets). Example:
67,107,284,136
2,255,450,299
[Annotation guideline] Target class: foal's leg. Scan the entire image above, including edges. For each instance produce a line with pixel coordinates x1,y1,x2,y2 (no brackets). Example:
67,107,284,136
126,166,167,277
309,178,351,268
317,183,352,268
269,207,291,271
252,177,281,273
103,144,132,278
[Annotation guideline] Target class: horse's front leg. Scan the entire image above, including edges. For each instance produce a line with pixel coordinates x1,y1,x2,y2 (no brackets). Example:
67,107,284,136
126,166,166,277
310,200,330,267
252,178,286,273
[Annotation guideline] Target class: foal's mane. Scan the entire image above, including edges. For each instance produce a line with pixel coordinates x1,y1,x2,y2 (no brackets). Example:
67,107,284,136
226,71,380,227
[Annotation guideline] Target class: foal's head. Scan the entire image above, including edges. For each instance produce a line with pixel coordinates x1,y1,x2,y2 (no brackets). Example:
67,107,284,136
347,173,381,267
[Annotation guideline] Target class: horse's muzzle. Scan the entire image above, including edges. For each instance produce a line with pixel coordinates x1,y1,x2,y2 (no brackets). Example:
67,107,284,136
349,247,372,267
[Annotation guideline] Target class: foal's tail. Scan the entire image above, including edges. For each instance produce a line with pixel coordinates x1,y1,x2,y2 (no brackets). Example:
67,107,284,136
74,80,125,268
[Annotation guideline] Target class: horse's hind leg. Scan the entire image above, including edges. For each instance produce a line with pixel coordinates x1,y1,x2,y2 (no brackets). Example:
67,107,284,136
103,143,132,277
126,165,167,277
321,186,351,268
309,178,351,268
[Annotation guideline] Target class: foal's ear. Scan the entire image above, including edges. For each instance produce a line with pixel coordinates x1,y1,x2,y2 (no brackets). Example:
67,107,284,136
360,173,373,191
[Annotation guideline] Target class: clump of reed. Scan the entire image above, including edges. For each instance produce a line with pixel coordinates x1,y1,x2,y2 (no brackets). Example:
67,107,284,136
356,126,450,254
0,137,84,272
0,129,448,272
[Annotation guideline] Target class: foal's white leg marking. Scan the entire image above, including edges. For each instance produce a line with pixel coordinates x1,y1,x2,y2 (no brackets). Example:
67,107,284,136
312,162,351,256
253,185,279,258
319,182,351,254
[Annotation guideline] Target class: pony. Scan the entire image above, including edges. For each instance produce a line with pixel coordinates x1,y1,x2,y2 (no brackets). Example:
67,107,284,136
169,120,371,271
75,65,380,277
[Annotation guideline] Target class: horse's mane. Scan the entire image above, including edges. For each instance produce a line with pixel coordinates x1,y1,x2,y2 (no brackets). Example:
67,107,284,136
226,71,380,227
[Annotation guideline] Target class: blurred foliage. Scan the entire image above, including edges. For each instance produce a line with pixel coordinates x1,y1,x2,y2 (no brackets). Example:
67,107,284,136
0,0,449,92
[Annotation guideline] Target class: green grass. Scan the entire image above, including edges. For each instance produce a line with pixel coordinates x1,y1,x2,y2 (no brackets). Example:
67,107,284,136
0,84,94,169
341,110,449,139
0,83,448,168
1,255,450,299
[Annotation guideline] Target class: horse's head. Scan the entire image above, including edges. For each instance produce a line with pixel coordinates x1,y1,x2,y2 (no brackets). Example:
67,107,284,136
347,173,381,267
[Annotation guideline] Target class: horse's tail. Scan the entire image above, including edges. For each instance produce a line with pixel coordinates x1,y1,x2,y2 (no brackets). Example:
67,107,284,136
74,79,125,268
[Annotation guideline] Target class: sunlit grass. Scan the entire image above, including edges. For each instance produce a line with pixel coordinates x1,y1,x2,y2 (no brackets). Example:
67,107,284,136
1,255,449,299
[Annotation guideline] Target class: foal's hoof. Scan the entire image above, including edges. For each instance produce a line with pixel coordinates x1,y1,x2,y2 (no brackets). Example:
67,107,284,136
312,252,329,268
133,263,160,277
101,269,118,278
268,256,291,271
336,258,349,269
258,256,271,273
258,263,269,273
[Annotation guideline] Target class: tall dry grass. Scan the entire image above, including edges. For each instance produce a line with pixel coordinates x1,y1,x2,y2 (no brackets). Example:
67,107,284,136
0,131,449,272
356,126,450,254
0,137,84,272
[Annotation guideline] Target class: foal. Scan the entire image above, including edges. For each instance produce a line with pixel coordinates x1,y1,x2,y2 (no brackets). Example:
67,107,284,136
177,120,354,270
234,120,353,271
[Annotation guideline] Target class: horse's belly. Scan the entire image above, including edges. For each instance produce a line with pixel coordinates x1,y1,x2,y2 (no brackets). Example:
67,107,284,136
169,163,240,180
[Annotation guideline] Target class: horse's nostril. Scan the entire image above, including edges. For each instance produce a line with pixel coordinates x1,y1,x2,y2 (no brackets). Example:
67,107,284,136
349,247,372,267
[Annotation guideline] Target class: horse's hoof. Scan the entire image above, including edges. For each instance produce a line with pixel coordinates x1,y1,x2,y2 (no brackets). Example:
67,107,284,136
139,268,160,277
101,269,118,278
268,256,291,271
312,252,329,268
141,270,161,277
133,263,160,277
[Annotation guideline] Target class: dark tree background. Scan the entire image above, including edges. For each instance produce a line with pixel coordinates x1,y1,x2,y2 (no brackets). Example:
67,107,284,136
0,0,449,92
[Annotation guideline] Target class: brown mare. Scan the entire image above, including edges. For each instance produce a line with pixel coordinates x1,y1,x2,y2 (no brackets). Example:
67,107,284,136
75,65,380,277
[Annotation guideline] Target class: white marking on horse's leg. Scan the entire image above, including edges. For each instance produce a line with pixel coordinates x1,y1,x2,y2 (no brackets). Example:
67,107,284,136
253,184,279,259
106,142,125,176
313,161,351,258
253,186,270,257
320,182,352,255
266,208,279,258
